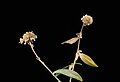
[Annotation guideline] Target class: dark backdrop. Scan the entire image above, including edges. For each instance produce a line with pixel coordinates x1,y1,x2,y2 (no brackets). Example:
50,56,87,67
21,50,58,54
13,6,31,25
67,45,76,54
1,1,116,82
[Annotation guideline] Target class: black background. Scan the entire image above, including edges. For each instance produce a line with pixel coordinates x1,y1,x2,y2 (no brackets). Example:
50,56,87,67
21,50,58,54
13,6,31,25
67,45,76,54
1,1,117,82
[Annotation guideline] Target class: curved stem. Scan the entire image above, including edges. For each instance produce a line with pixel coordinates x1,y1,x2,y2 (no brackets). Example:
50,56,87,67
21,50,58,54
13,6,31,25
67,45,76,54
29,43,61,82
69,24,84,82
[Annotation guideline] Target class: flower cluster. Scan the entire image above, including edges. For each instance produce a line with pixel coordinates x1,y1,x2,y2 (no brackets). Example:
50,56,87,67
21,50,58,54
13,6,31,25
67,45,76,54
19,31,37,45
81,14,93,26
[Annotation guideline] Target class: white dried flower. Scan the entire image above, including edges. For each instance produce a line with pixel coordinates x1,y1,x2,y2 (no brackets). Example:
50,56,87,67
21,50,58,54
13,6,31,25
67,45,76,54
19,31,37,45
81,14,93,26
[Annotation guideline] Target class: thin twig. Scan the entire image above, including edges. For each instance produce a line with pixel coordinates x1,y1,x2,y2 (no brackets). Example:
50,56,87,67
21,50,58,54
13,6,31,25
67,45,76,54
77,24,84,51
69,24,84,82
29,43,61,82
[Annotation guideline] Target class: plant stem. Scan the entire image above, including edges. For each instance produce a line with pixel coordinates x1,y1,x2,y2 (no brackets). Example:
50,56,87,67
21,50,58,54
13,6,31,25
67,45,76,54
69,24,84,82
77,24,84,51
29,43,61,82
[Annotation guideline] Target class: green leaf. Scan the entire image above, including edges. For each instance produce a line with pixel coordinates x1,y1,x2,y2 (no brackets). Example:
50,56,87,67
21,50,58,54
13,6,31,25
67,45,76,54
53,69,83,81
55,63,82,77
79,53,98,67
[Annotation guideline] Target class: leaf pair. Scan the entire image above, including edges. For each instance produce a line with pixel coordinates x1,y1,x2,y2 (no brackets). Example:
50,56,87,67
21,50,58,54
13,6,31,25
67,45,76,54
59,32,98,82
53,53,98,82
61,32,98,67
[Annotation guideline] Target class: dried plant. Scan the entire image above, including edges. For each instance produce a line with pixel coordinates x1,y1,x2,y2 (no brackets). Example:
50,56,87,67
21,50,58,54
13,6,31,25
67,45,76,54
19,14,98,82
19,31,61,82
53,14,98,82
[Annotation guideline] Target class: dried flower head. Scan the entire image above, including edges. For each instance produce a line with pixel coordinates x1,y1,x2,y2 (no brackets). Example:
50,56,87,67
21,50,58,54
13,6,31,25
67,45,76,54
19,31,37,45
81,14,93,26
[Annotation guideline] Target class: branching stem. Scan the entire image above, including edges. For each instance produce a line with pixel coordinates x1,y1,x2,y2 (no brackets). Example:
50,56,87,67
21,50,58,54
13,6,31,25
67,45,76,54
69,24,84,82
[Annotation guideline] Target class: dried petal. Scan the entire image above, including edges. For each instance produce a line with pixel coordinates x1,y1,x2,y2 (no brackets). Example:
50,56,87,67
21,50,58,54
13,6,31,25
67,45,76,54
19,38,23,44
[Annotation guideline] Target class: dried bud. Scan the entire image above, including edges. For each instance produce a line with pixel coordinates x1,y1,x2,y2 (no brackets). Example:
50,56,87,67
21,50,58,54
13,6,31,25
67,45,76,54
19,31,37,45
81,14,93,26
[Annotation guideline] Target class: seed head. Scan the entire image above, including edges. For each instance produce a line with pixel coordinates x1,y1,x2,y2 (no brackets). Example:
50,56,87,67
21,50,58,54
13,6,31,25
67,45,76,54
81,14,93,26
19,31,37,45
